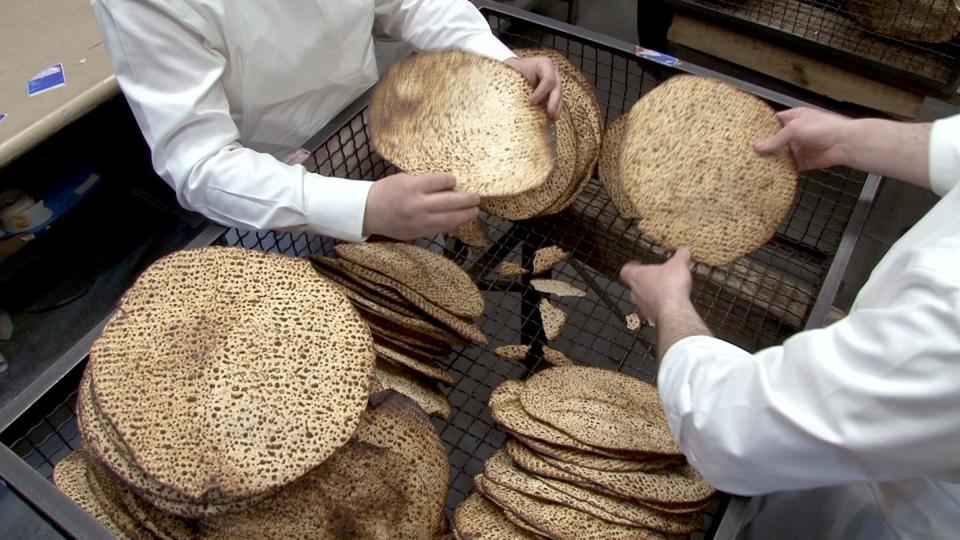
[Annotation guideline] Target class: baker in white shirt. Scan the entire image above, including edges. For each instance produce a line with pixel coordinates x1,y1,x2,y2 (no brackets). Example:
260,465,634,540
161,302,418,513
620,107,960,538
90,0,562,241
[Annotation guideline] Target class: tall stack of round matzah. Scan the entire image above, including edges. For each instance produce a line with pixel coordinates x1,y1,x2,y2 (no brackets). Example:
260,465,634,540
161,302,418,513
61,246,451,538
311,241,488,420
480,48,604,221
845,0,960,42
454,366,714,537
619,75,797,266
370,50,553,197
86,247,375,511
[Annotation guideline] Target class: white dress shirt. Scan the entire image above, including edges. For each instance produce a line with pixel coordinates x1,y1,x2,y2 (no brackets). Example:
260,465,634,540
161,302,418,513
659,114,960,538
90,0,515,241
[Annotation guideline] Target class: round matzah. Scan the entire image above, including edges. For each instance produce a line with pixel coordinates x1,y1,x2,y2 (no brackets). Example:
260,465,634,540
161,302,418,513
352,295,462,345
335,243,484,318
88,247,376,504
480,105,579,220
375,343,457,385
83,458,150,538
506,440,713,506
370,50,553,197
598,115,637,218
311,255,407,305
202,394,449,540
373,360,454,420
846,0,960,42
453,493,539,540
360,302,466,350
482,451,702,534
88,459,197,540
489,381,633,458
519,366,679,454
53,452,128,538
619,75,797,266
476,475,672,540
516,433,683,473
79,371,261,517
337,259,488,344
508,49,599,219
518,49,603,182
372,331,451,361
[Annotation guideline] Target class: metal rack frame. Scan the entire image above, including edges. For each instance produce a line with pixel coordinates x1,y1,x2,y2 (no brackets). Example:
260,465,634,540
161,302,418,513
641,0,960,96
0,2,880,538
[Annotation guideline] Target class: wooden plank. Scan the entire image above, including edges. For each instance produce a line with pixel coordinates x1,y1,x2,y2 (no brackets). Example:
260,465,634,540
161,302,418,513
0,0,119,168
667,15,923,119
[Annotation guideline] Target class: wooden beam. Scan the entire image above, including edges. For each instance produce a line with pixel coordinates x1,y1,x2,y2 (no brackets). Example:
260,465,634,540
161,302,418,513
667,15,923,119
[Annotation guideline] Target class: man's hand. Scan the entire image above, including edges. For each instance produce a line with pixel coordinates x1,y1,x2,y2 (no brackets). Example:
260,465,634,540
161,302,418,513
620,247,694,326
754,107,854,171
363,173,479,240
505,56,562,120
621,247,712,360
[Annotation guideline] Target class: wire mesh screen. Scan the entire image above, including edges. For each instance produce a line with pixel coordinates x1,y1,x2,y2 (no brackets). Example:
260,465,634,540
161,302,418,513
657,0,960,92
0,8,874,540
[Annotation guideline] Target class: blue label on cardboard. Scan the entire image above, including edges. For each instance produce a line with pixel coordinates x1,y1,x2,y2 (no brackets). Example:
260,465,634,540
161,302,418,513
0,113,6,124
27,64,66,96
634,46,680,67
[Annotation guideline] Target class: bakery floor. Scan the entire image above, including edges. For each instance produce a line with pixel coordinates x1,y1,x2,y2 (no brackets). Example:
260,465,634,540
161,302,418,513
506,0,958,312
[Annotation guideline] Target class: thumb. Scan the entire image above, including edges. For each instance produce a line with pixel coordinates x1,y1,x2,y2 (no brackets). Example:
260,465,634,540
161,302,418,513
755,125,793,155
620,261,643,283
670,247,693,267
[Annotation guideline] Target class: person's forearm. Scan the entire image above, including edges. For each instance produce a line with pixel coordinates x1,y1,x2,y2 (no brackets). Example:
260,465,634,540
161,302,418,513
655,298,713,361
843,119,931,189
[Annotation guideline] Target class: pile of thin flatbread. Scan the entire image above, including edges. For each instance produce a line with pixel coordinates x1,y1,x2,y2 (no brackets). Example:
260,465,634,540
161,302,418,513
454,366,714,539
53,247,452,539
480,48,604,220
370,48,602,224
311,242,488,420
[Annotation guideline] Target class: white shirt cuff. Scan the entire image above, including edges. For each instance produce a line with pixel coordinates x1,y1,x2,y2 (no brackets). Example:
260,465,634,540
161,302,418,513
460,33,516,62
928,115,960,197
303,176,373,243
658,335,753,458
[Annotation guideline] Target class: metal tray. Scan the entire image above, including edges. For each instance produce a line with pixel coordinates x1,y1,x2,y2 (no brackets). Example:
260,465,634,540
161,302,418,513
0,2,879,538
644,0,960,96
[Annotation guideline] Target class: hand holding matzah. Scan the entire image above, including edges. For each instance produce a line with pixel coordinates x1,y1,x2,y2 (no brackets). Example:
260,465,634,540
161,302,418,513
363,172,480,239
504,56,563,120
755,107,852,171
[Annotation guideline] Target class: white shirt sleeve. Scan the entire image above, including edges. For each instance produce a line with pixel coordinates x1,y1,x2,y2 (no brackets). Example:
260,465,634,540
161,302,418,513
373,0,516,61
657,265,960,496
929,114,960,197
91,1,372,242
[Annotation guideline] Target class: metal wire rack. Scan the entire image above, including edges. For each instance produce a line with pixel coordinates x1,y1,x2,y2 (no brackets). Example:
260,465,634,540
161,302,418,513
0,3,878,538
647,0,960,95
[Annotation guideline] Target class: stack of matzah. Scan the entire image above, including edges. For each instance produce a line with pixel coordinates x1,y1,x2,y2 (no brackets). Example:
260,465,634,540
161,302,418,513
481,49,604,221
312,241,488,421
454,366,714,539
845,0,960,42
53,247,452,539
